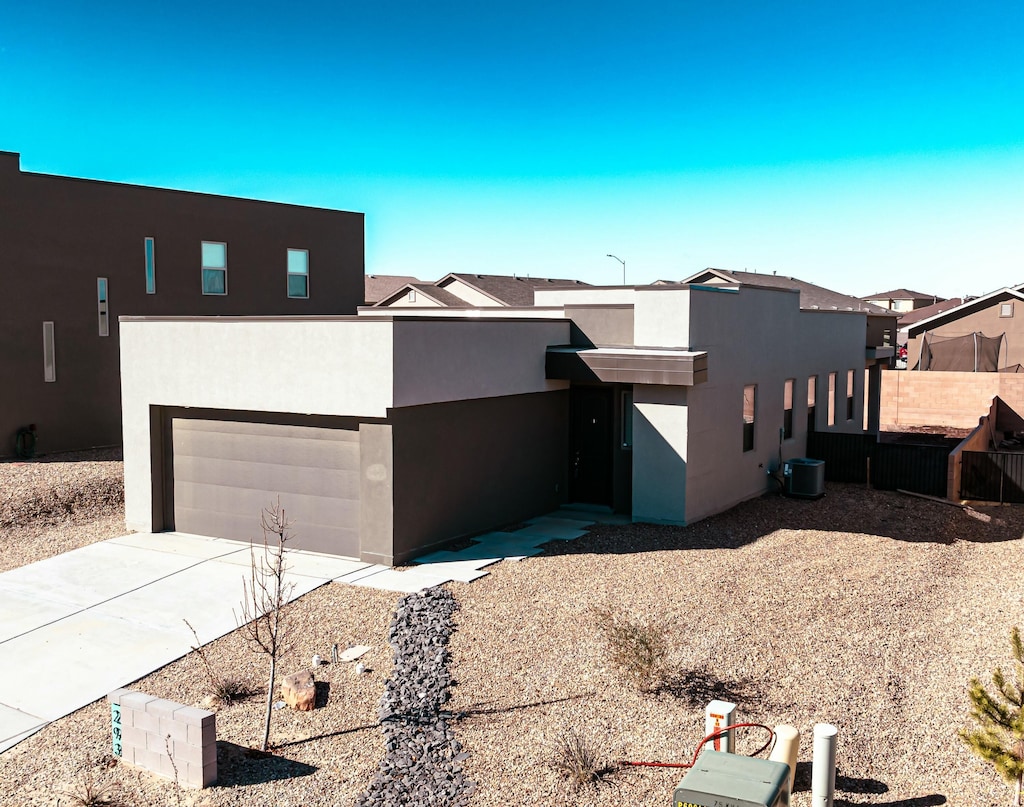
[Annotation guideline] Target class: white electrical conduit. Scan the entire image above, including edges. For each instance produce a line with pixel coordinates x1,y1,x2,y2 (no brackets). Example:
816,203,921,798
812,723,838,807
768,724,800,799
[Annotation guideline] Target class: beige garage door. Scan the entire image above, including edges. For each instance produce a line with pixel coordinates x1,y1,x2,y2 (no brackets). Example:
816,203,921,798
171,419,360,558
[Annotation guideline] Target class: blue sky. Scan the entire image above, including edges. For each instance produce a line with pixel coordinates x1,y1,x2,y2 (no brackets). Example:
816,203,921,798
3,1,1022,298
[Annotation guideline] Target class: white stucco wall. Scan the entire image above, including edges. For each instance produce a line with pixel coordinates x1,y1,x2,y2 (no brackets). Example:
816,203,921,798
392,319,570,407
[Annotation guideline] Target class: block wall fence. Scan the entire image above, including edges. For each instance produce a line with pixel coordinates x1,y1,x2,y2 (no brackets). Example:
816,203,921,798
108,688,216,788
879,370,1024,430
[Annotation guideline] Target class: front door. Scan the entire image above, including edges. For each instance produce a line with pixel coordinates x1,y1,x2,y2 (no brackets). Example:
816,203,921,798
570,386,613,505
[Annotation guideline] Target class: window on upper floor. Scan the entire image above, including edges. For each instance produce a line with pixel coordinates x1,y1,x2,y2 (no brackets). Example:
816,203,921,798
1001,302,1014,318
144,237,156,294
287,249,309,298
201,241,227,295
97,278,109,337
743,384,756,452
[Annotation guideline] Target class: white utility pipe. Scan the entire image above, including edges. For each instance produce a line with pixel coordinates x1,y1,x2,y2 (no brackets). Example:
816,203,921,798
769,724,800,800
811,723,838,807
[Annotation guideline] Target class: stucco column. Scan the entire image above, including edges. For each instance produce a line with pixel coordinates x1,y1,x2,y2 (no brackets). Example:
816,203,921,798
866,362,882,433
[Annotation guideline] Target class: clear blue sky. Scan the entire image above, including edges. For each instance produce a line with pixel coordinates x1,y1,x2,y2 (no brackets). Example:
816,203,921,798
3,0,1022,299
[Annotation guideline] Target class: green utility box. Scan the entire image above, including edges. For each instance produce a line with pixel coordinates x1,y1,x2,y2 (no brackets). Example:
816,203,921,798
673,750,790,807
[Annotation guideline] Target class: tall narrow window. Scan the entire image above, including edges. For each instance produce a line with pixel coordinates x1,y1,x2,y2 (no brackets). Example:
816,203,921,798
743,384,756,452
621,389,634,449
827,372,837,426
97,277,109,337
846,369,855,421
201,241,227,295
807,376,817,432
287,248,309,298
144,237,156,294
783,379,794,439
43,321,56,382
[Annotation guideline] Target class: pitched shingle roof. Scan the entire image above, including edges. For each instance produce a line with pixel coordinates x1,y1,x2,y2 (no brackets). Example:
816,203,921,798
681,268,890,313
441,274,591,306
364,275,421,304
862,288,940,301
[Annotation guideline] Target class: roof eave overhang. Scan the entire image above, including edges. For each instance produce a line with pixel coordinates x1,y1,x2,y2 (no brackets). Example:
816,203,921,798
545,347,708,386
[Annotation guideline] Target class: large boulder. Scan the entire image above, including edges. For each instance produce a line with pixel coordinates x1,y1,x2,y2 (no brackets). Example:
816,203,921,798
281,670,316,711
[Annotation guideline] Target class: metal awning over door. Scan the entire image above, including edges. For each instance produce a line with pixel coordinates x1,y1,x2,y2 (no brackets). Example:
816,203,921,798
170,418,360,558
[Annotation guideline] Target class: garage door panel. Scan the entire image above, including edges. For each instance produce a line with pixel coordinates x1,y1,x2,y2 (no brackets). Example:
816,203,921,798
170,418,361,559
172,456,361,499
174,506,358,557
173,426,359,471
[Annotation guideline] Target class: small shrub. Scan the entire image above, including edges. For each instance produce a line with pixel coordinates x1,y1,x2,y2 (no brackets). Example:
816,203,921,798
592,606,669,692
55,769,125,806
184,619,253,705
550,728,616,791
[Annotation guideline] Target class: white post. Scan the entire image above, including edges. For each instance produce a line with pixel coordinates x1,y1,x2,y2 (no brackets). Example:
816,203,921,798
705,700,737,754
811,723,838,807
769,724,800,800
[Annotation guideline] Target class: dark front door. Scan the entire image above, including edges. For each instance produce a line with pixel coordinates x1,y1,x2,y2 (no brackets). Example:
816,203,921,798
570,386,613,505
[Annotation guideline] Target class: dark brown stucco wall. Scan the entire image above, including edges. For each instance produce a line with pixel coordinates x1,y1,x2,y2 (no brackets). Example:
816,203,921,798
0,153,364,456
388,390,570,564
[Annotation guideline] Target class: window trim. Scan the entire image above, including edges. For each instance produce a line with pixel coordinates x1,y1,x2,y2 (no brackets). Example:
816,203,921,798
846,369,855,421
286,248,309,299
144,237,156,294
807,375,817,432
827,372,837,426
201,241,228,296
43,321,56,382
97,277,109,337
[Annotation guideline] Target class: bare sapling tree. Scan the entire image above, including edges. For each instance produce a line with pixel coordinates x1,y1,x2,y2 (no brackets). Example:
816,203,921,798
238,499,295,751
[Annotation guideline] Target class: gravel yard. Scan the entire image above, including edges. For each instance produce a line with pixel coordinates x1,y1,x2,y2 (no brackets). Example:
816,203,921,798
1,451,1022,806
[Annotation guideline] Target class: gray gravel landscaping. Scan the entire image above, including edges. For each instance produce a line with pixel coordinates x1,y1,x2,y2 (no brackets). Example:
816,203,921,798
1,450,1022,805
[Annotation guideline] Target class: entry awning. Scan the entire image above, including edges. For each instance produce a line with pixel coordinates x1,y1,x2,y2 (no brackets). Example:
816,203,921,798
546,346,708,386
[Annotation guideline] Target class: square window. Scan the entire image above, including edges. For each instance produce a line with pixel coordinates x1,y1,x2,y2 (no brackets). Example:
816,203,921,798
287,248,309,299
201,241,227,295
1000,302,1014,318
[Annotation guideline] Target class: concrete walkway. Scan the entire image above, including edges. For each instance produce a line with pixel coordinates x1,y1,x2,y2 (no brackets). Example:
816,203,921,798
0,509,621,755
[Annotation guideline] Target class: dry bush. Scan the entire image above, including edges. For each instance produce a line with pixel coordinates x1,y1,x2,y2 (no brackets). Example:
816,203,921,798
592,606,669,692
549,728,617,791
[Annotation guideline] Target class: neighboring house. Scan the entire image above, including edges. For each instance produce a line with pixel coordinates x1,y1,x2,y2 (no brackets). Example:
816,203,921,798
374,272,591,307
862,288,944,312
121,282,889,566
364,275,420,305
0,151,364,457
906,285,1024,371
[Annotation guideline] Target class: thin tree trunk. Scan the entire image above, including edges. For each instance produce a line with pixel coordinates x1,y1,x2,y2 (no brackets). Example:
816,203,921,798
262,655,276,751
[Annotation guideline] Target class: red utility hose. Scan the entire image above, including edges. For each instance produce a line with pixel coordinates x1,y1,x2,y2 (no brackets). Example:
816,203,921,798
621,722,776,769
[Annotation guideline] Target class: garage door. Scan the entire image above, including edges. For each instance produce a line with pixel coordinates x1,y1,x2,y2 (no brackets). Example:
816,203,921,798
171,419,360,558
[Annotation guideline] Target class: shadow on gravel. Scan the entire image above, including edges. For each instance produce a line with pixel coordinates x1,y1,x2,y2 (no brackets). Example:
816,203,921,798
272,722,379,750
448,693,592,722
655,666,763,708
834,798,946,807
214,741,317,786
538,483,1024,557
791,763,946,806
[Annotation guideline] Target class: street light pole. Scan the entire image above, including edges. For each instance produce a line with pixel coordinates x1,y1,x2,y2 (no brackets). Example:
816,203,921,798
606,254,625,285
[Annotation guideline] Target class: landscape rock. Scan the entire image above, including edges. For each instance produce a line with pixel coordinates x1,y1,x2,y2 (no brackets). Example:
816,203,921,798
281,670,316,711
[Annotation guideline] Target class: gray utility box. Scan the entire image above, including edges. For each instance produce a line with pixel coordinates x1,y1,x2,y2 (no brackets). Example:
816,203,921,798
783,457,825,499
673,750,790,807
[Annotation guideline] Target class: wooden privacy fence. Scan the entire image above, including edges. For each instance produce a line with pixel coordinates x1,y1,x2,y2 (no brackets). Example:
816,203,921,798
959,451,1024,504
806,431,952,498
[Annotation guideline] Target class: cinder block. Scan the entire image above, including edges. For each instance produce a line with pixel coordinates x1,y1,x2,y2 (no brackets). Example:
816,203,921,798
172,739,204,766
160,716,189,743
186,713,217,747
120,691,157,712
146,698,181,720
202,759,218,787
147,730,170,755
134,746,162,773
121,725,147,750
158,752,180,781
173,706,211,726
107,688,131,705
132,710,160,734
